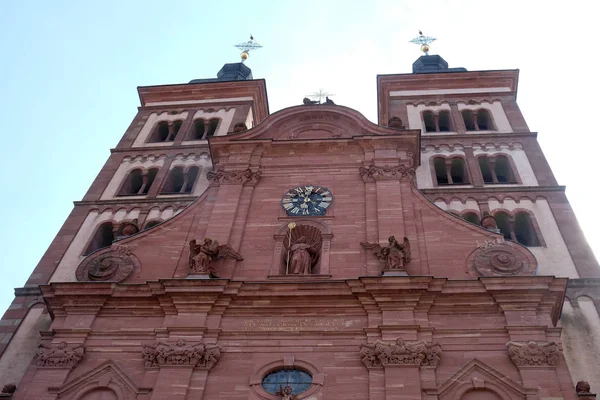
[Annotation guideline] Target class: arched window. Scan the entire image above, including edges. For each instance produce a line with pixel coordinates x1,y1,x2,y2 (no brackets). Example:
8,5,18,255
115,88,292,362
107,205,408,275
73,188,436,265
463,212,481,225
476,109,494,130
118,168,159,196
514,212,540,246
438,110,452,131
433,157,449,185
423,111,436,132
433,157,469,185
144,220,162,229
161,166,200,194
494,212,512,241
84,222,114,255
462,110,476,131
190,118,220,140
479,155,516,184
147,120,181,143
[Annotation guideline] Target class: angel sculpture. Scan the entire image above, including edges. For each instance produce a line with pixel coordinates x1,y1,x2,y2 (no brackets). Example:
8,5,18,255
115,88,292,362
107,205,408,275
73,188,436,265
361,236,411,273
275,385,297,400
189,237,243,278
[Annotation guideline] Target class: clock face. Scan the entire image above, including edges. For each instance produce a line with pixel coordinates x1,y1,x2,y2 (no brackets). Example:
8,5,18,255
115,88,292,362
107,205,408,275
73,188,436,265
282,185,333,216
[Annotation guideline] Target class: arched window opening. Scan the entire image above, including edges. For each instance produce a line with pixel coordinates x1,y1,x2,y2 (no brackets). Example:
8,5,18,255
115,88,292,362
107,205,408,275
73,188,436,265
476,109,494,130
478,157,494,183
461,389,503,400
206,118,219,138
438,110,452,131
172,120,183,138
433,157,448,185
191,118,220,140
514,212,541,246
144,220,162,229
423,111,436,132
84,222,114,255
463,212,481,225
494,155,515,183
192,119,206,140
182,166,200,194
161,166,185,194
450,158,468,184
462,110,476,131
118,169,144,196
142,168,159,194
494,212,512,241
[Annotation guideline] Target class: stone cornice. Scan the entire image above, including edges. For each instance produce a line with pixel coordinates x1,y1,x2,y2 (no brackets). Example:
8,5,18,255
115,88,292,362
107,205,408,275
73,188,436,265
420,185,566,195
73,196,197,207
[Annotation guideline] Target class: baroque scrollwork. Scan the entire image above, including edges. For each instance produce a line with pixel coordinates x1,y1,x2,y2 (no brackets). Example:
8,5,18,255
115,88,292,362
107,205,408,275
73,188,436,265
470,242,535,277
206,168,261,186
506,341,559,367
36,341,85,369
360,338,442,368
359,164,415,182
142,340,221,370
76,247,139,282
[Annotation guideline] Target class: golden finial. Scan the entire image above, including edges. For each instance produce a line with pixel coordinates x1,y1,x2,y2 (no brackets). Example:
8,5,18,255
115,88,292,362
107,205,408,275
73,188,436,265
288,222,297,230
409,30,437,55
234,34,263,62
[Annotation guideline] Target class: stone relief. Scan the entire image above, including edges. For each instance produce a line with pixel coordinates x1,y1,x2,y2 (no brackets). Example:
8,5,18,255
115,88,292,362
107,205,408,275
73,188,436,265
387,116,405,129
189,238,243,277
469,242,535,277
361,236,411,273
359,164,415,182
232,122,248,133
576,381,596,399
283,225,322,275
506,341,559,367
76,246,139,282
206,168,261,186
360,338,442,368
142,340,220,370
36,341,84,369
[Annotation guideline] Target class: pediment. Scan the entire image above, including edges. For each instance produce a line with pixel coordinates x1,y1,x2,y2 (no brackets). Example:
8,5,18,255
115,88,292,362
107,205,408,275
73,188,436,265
48,360,151,399
426,359,535,400
210,104,411,142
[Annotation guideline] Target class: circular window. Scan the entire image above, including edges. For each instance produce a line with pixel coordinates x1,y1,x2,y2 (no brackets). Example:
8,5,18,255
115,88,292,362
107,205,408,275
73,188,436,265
261,369,313,395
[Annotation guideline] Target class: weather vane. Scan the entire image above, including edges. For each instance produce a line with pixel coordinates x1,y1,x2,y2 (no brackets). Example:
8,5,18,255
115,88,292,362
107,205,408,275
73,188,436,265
410,30,436,55
234,34,263,62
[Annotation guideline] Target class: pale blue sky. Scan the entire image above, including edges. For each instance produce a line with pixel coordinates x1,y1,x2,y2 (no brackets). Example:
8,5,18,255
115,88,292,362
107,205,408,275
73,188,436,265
0,0,598,315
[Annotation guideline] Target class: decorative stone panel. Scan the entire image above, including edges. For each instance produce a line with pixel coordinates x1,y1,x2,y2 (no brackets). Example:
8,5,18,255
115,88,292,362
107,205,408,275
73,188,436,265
142,340,221,370
36,341,84,369
359,164,416,182
506,341,559,367
360,338,442,368
207,168,261,186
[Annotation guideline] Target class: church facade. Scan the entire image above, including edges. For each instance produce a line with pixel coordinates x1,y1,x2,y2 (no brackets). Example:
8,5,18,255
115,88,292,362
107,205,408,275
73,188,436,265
0,53,598,399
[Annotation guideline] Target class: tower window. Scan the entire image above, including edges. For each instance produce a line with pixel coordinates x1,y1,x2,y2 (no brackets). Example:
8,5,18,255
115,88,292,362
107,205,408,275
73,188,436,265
462,110,476,131
477,109,494,130
494,212,512,241
438,110,452,131
118,168,159,196
161,166,200,194
423,111,436,132
144,220,162,229
463,212,481,225
479,155,516,184
84,222,114,255
190,118,220,140
514,212,540,246
147,120,181,143
433,157,469,185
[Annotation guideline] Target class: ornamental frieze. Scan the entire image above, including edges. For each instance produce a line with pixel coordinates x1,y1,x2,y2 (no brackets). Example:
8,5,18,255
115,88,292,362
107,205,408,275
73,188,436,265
36,341,84,369
359,164,415,182
142,340,221,370
360,338,442,368
206,168,261,186
506,341,559,367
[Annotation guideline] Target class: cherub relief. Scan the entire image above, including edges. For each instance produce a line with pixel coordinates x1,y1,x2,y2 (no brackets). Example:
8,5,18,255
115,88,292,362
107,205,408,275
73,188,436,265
361,236,411,273
189,237,243,277
276,385,297,400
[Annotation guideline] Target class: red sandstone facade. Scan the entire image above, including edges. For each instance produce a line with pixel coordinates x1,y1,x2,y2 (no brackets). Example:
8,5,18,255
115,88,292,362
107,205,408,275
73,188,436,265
0,59,598,400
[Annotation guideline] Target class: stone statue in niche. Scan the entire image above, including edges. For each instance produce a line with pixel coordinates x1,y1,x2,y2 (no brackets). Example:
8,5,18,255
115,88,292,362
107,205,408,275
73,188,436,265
361,236,411,273
232,122,248,133
189,237,243,277
117,219,139,240
283,225,323,275
276,385,297,400
387,116,405,130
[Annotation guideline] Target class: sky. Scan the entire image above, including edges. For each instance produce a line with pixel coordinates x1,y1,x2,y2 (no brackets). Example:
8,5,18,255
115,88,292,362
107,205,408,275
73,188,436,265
0,0,598,316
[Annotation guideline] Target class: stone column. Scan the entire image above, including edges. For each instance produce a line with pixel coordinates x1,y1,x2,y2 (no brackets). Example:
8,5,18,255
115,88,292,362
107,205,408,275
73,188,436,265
450,103,466,134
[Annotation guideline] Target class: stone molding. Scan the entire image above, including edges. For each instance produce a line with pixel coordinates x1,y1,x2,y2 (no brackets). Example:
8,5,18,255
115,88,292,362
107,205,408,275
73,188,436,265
359,164,416,182
360,338,442,368
36,341,84,369
207,168,261,186
506,341,559,367
142,340,220,370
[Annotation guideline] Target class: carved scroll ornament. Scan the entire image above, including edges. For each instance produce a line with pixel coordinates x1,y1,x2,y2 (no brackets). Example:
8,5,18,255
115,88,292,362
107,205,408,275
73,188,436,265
469,242,536,277
142,340,221,370
506,341,559,367
360,338,442,368
36,341,84,369
359,164,415,182
207,168,261,186
76,245,138,283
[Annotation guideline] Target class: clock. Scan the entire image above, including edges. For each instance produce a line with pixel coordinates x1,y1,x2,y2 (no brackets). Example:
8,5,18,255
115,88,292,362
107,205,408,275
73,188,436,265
282,185,333,216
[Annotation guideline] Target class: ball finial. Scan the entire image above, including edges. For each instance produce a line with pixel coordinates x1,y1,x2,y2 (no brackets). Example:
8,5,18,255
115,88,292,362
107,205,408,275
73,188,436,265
421,44,430,53
240,51,249,61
